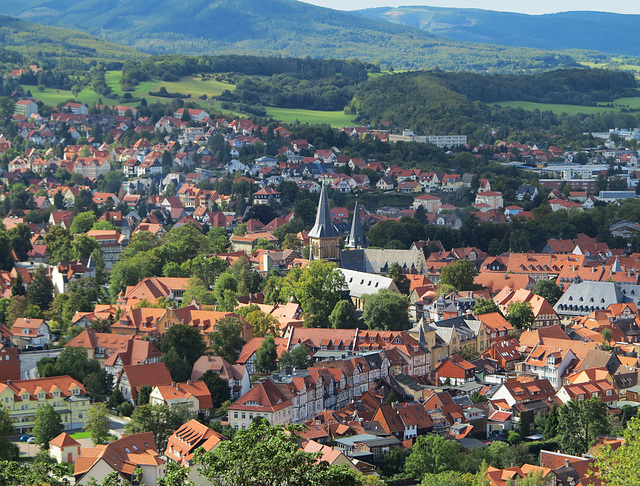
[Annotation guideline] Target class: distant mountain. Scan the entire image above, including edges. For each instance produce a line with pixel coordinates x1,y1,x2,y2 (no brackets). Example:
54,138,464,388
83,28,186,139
0,15,144,60
354,6,640,58
2,0,583,72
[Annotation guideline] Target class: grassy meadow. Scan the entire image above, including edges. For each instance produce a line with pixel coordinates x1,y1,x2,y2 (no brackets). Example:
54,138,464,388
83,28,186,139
27,72,356,126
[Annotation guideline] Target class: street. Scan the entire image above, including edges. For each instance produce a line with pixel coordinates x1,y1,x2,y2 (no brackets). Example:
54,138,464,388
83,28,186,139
19,348,63,380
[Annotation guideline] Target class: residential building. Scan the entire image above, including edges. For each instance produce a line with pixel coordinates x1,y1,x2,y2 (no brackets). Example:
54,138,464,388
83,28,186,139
0,375,90,433
116,362,173,404
10,318,51,349
190,355,250,400
412,194,442,213
49,432,81,464
165,419,226,466
228,378,293,430
74,432,165,486
0,344,20,381
150,381,213,415
434,354,476,385
86,230,128,270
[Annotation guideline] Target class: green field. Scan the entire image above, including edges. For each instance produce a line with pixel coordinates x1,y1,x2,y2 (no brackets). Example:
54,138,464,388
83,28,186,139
70,431,91,439
493,96,640,115
264,107,356,127
28,73,356,126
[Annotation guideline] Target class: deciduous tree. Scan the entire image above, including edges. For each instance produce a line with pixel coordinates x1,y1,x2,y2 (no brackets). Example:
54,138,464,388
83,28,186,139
363,290,410,331
85,402,110,445
439,259,479,291
209,316,243,364
559,397,610,456
33,404,64,449
194,420,359,486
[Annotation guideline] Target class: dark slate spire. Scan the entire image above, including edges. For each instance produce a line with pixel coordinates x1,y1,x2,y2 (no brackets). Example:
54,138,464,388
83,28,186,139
345,200,369,249
309,183,340,239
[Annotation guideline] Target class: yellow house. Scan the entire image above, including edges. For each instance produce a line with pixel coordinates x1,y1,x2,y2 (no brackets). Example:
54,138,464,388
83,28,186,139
0,375,90,434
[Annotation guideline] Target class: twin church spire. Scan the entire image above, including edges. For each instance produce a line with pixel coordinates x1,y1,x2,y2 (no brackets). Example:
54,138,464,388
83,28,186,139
308,184,367,262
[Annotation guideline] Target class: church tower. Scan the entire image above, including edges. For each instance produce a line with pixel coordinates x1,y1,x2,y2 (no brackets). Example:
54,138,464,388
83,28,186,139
308,184,341,261
345,200,369,250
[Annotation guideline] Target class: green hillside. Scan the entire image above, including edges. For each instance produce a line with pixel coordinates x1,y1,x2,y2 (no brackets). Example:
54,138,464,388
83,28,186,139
0,15,144,61
3,0,583,72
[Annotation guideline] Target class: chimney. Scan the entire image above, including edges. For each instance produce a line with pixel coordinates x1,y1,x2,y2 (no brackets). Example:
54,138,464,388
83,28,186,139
171,382,176,387
186,380,192,385
564,459,569,467
176,383,180,391
6,380,11,385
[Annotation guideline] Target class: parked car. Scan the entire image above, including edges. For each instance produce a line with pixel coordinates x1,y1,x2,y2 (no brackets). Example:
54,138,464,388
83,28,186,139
19,435,30,442
27,437,36,444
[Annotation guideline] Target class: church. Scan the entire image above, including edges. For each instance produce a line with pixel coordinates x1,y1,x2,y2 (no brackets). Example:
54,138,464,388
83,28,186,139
308,184,428,275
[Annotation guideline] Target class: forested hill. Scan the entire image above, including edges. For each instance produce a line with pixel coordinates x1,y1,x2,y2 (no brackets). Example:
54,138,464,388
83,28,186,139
3,0,581,72
355,7,640,58
0,16,144,61
348,69,638,133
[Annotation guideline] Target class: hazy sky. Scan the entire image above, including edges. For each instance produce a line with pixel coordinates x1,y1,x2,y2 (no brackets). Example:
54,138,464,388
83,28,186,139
301,0,640,15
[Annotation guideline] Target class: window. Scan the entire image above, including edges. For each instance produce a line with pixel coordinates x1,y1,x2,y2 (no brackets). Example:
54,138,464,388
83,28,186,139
241,412,246,419
234,412,238,419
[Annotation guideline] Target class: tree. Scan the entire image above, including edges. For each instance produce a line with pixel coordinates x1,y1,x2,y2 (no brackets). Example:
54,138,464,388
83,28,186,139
84,369,113,402
160,324,207,382
255,335,278,374
194,420,359,486
8,224,33,262
532,279,563,307
602,327,613,349
0,407,18,460
92,220,117,231
137,385,152,406
283,260,345,328
278,344,312,371
213,272,239,311
594,416,640,486
200,371,231,409
11,272,25,297
158,461,196,486
389,262,411,295
85,402,111,445
473,297,500,315
405,434,462,481
42,346,100,382
33,404,64,449
73,234,101,259
44,226,74,264
329,299,358,329
209,316,244,364
125,404,193,452
544,404,559,439
362,290,410,331
439,259,479,291
245,310,279,338
419,471,472,486
27,266,54,310
559,396,610,456
69,211,97,235
506,301,535,330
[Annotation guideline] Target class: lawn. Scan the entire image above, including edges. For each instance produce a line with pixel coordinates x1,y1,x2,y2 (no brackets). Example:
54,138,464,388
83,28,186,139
70,431,91,440
494,92,640,115
264,107,356,127
29,72,354,126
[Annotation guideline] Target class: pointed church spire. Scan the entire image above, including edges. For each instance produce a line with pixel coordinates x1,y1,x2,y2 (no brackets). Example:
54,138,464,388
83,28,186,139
345,200,369,249
612,257,622,273
308,183,340,239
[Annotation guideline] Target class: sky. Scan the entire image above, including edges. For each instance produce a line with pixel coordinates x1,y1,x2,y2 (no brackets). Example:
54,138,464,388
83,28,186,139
301,0,640,15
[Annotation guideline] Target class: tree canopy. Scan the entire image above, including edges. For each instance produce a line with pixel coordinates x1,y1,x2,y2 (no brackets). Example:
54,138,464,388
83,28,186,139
194,420,360,486
362,290,410,331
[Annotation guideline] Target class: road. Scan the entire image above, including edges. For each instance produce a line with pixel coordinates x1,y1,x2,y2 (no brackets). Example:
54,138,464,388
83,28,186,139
108,414,130,439
19,348,63,380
